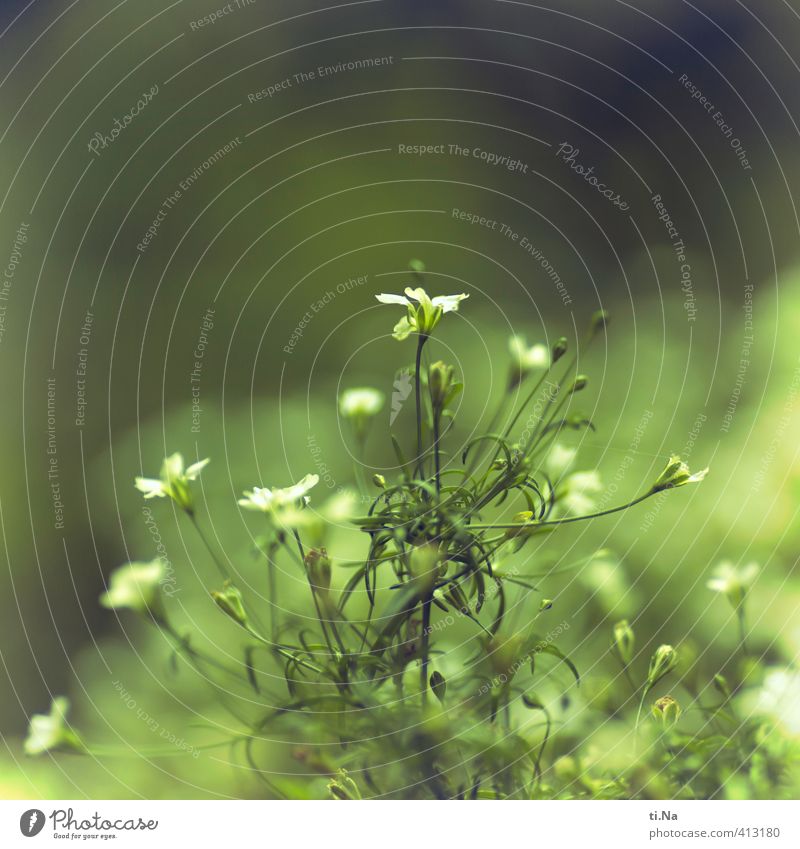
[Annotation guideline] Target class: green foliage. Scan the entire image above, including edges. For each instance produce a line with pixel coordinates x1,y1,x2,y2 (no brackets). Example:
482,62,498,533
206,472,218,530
29,270,799,800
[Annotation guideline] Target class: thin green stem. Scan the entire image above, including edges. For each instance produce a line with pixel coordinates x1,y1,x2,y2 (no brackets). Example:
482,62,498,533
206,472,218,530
468,491,655,530
188,513,229,579
737,606,749,656
433,412,442,495
414,334,428,479
420,592,433,706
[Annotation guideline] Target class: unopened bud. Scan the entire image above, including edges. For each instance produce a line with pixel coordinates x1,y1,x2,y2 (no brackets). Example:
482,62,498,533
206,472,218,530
552,337,568,363
569,375,588,393
613,619,635,666
713,673,732,701
590,309,610,336
373,473,386,489
430,670,446,704
305,547,332,594
428,360,455,410
651,694,681,729
647,644,678,689
211,582,248,627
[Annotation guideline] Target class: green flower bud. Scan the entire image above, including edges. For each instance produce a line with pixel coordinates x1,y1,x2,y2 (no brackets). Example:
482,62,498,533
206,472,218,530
651,694,682,729
713,673,732,701
552,337,568,363
569,375,588,393
305,547,332,595
211,582,248,627
539,598,553,611
373,473,386,489
651,455,708,492
647,644,678,689
430,670,447,704
612,619,635,666
428,360,456,411
590,309,610,336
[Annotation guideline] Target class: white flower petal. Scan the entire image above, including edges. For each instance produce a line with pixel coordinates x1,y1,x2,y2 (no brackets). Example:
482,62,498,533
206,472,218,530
431,293,469,313
185,458,210,480
134,477,166,498
375,293,410,306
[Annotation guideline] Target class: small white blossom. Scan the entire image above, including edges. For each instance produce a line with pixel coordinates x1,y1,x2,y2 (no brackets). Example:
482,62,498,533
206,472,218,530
545,443,577,480
508,335,550,381
339,387,385,440
238,474,319,514
339,387,384,419
134,453,209,512
24,697,83,756
707,560,758,608
99,560,167,620
376,287,468,341
560,470,603,516
751,668,800,736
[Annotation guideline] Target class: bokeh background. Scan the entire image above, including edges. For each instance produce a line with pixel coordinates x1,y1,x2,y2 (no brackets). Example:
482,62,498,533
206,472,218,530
1,0,799,798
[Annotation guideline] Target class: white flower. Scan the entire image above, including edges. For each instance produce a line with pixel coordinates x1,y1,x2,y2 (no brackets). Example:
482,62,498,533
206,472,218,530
508,335,550,382
339,387,385,439
707,560,758,608
339,387,384,419
376,287,468,341
560,470,603,516
24,697,83,756
134,453,209,512
238,474,319,514
99,560,167,619
545,443,577,481
752,668,800,736
651,455,708,492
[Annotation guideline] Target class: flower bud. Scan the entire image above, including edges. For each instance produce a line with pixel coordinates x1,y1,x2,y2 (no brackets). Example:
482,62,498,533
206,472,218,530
552,337,568,363
713,673,732,701
651,455,708,492
211,582,248,627
430,670,447,704
428,360,455,411
409,258,426,277
612,619,635,666
305,547,332,595
539,598,553,611
373,473,386,489
590,309,610,336
647,644,678,689
651,695,681,729
569,375,588,393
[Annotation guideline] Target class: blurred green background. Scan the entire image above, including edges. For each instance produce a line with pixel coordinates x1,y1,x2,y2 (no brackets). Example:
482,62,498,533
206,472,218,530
1,0,799,798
